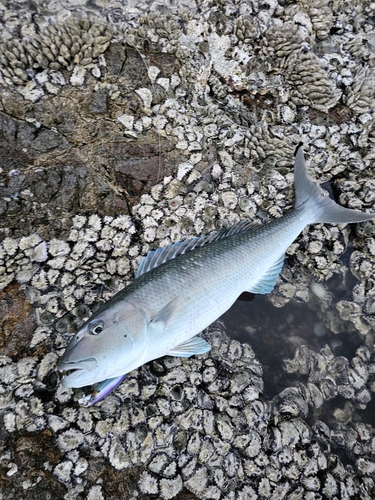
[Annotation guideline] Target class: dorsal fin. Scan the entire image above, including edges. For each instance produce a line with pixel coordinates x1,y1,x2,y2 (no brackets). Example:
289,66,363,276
135,220,259,278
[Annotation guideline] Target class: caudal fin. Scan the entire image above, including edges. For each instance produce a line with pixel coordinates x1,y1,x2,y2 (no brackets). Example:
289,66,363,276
294,146,375,224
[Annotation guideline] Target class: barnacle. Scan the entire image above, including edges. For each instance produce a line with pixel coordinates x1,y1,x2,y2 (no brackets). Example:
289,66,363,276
285,52,342,112
344,67,375,115
0,16,114,88
262,22,303,60
299,0,334,41
235,16,261,44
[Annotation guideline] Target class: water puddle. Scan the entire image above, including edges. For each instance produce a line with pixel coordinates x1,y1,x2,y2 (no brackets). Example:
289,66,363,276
221,288,374,427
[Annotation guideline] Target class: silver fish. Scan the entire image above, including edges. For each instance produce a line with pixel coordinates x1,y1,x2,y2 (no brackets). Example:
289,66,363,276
58,147,375,401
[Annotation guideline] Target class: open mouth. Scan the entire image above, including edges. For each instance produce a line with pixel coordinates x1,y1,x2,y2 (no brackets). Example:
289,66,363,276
58,357,97,387
58,358,97,372
58,357,97,373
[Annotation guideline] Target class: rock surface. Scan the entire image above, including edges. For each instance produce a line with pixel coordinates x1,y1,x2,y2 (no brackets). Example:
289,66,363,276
1,0,375,499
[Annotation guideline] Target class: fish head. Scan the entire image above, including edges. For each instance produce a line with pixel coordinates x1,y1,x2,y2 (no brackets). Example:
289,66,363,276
58,300,147,388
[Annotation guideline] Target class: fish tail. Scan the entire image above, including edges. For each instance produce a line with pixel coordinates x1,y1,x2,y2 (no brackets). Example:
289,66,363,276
294,146,375,224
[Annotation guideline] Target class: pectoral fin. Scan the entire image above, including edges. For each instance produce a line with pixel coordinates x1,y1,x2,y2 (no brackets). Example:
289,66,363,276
151,297,180,330
167,336,211,358
247,255,285,294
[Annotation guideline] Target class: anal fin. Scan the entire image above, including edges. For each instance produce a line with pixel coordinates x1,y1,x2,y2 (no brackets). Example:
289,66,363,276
167,336,211,358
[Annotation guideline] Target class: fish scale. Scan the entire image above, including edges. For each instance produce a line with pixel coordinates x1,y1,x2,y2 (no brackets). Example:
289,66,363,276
58,147,375,402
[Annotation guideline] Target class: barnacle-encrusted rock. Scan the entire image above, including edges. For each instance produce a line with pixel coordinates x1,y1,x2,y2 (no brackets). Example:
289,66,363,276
344,34,372,61
344,67,375,115
285,52,342,112
2,0,375,498
299,0,334,41
0,17,113,87
262,22,303,60
282,342,374,418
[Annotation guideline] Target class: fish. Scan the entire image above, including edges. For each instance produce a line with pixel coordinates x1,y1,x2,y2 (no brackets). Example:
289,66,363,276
58,146,375,403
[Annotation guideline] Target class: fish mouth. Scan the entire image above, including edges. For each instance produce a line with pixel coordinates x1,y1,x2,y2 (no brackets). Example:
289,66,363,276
58,357,97,388
58,357,97,373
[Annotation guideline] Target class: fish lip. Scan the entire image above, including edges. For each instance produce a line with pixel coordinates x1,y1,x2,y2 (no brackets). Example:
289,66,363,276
60,369,89,388
58,357,97,373
58,357,98,388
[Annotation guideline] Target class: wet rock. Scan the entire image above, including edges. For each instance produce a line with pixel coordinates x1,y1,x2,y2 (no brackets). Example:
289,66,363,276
0,282,35,358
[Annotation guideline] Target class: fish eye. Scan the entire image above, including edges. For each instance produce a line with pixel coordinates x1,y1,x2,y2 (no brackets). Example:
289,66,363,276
89,321,104,335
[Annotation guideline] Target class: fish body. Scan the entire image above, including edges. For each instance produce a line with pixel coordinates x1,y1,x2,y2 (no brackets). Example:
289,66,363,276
58,148,375,397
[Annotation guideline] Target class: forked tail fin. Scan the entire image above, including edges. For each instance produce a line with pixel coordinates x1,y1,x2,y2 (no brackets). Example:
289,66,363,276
294,146,375,224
